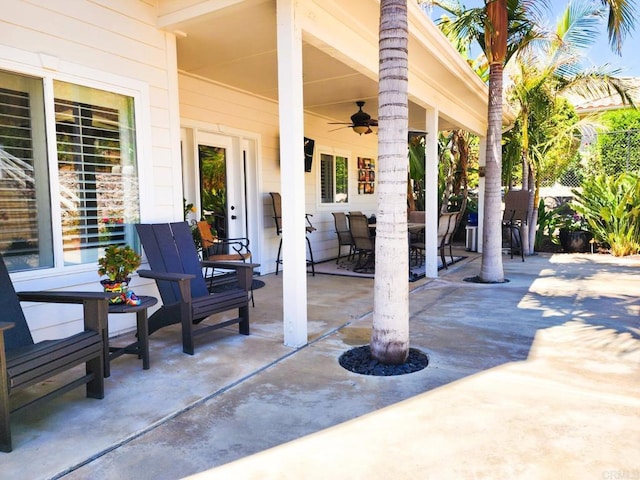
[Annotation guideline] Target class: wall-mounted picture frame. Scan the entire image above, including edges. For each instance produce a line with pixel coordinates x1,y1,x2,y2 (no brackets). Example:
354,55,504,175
357,157,375,195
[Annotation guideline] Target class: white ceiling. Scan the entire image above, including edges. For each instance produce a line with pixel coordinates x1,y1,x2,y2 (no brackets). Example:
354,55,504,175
163,0,481,132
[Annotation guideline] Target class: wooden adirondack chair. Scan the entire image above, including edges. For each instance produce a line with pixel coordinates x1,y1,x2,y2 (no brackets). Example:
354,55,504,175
0,253,110,452
135,222,259,355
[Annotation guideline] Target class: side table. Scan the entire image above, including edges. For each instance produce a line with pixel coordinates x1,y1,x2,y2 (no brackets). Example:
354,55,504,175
104,295,157,377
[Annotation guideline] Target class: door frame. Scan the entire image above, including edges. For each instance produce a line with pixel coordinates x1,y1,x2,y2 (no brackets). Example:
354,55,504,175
180,122,262,273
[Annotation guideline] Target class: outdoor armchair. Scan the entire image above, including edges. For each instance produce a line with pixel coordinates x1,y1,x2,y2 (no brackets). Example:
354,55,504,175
0,253,110,452
135,222,259,355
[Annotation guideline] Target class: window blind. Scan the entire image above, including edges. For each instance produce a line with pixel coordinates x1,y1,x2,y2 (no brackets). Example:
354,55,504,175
0,86,40,258
54,82,139,266
320,153,334,203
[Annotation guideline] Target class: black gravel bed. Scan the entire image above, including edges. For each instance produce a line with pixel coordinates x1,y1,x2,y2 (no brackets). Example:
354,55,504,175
463,275,510,284
339,345,429,376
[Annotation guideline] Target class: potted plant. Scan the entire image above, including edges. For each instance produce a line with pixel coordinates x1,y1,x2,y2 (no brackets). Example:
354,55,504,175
558,210,593,253
98,244,142,304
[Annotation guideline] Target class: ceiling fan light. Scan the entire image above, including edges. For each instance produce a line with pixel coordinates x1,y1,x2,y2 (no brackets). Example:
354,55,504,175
352,125,369,135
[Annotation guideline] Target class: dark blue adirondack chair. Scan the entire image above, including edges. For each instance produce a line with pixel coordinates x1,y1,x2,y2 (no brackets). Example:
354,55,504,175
0,253,111,452
135,222,258,355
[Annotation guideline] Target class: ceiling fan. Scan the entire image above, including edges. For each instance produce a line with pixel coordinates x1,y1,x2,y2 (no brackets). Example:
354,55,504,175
329,101,378,135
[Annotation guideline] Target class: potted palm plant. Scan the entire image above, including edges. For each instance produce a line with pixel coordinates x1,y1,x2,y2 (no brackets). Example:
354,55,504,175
98,244,142,304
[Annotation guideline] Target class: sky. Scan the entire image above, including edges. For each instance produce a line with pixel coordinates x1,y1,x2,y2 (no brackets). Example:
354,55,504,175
426,1,640,77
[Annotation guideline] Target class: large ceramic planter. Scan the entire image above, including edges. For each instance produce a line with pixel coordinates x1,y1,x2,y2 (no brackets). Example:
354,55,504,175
558,229,593,253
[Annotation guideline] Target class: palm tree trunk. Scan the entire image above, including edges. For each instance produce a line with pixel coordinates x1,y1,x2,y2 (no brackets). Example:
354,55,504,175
528,174,541,253
441,148,456,213
370,0,409,365
454,129,469,198
479,0,507,283
479,60,505,283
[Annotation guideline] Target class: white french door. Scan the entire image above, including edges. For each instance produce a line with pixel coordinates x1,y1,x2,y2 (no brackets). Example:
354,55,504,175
196,131,246,240
181,127,260,270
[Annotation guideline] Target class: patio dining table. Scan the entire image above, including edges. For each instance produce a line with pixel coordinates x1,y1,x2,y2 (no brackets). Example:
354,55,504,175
365,222,425,231
345,221,427,274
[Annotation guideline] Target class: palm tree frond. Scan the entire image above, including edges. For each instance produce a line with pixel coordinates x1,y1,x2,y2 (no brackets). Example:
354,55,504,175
600,0,637,54
562,71,636,108
556,0,605,53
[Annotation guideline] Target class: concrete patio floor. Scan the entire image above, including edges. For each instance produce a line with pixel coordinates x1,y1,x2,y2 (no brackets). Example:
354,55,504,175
2,249,639,479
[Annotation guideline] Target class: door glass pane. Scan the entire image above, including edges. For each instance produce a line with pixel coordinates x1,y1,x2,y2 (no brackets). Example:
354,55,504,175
199,145,227,238
54,80,139,266
0,70,53,272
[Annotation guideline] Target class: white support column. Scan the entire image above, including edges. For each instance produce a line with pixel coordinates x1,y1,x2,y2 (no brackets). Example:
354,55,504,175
424,107,439,277
276,0,308,347
477,135,487,253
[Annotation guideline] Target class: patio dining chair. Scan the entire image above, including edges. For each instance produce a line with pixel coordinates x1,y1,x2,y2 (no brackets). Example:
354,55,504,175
502,189,528,262
408,210,426,224
438,211,461,269
332,212,355,263
269,192,315,276
408,210,426,266
348,213,375,272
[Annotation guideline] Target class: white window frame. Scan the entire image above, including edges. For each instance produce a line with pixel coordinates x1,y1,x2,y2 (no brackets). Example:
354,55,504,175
316,146,351,209
0,58,150,286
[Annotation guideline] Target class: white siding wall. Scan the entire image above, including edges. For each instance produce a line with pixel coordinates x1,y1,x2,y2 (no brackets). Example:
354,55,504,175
0,0,181,339
178,73,378,272
0,0,383,340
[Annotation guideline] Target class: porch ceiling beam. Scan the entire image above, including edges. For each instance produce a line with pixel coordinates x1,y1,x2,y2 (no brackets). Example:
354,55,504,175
298,0,490,134
296,2,379,86
408,73,487,136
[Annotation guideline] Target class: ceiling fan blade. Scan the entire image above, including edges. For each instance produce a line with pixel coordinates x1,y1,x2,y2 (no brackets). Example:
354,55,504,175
329,126,351,132
328,122,354,125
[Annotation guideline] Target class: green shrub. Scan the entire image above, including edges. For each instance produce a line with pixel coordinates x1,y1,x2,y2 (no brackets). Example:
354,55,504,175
571,172,640,256
535,199,561,249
